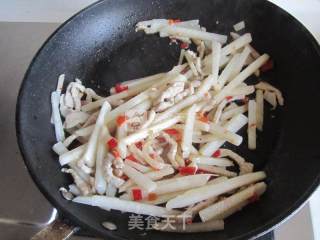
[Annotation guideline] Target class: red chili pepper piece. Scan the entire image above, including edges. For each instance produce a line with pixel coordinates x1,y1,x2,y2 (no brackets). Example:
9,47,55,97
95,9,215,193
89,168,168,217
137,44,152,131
135,141,143,150
168,19,181,25
180,42,189,49
179,166,197,176
198,112,209,123
212,149,221,158
132,188,143,201
121,174,129,181
115,83,128,93
126,154,137,162
226,96,233,101
111,148,120,158
164,128,179,135
148,193,158,201
107,137,118,149
260,59,274,72
116,115,127,127
196,168,209,174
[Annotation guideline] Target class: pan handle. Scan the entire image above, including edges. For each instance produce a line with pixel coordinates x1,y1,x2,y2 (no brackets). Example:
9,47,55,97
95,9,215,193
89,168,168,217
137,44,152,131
31,219,79,240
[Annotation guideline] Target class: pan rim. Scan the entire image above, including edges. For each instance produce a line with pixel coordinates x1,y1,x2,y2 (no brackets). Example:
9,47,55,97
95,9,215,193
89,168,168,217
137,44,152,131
15,0,320,239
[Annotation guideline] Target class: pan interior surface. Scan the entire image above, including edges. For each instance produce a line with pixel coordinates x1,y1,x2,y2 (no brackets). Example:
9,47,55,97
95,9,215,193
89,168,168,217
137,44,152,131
16,0,320,239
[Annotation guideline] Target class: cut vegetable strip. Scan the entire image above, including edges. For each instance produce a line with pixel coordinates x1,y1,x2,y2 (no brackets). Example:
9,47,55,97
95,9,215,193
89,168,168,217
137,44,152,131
256,81,284,106
191,156,234,167
160,25,228,43
63,125,94,147
213,54,269,105
256,89,264,131
221,105,248,121
197,164,237,177
122,115,182,145
166,171,266,209
248,100,257,150
199,182,266,222
95,126,109,194
182,104,197,158
73,195,180,217
219,149,253,175
122,164,157,192
124,159,151,173
51,91,65,142
52,142,68,155
59,143,87,166
200,114,248,156
155,174,211,195
119,166,174,193
233,21,245,31
211,181,266,220
263,91,277,109
215,53,240,90
81,101,111,167
221,33,252,56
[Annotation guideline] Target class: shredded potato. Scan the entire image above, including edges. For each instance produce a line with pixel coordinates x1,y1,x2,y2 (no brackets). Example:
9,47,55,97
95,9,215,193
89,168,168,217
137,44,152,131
50,19,284,233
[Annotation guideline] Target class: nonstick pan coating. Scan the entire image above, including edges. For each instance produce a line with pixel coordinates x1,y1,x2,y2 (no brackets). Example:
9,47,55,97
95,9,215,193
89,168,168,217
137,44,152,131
16,0,320,239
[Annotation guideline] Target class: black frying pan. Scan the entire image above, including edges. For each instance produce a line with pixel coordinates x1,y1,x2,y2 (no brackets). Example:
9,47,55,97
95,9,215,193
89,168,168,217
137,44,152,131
16,0,320,239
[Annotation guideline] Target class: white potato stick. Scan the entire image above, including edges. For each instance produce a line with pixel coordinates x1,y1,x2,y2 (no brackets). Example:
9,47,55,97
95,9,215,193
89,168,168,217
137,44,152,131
105,92,149,129
62,168,92,196
199,182,267,222
155,174,211,195
122,115,181,145
153,94,198,123
166,171,266,209
63,125,94,147
68,161,92,183
184,50,199,76
180,197,218,221
215,53,241,90
56,74,65,92
119,166,174,193
161,132,179,169
230,32,260,59
211,41,222,80
213,54,270,105
197,164,237,177
51,91,65,142
196,75,216,97
182,104,197,158
59,143,87,166
219,149,253,175
209,124,243,146
194,120,210,132
52,142,68,155
263,91,277,109
160,25,228,43
229,46,252,80
110,72,165,94
200,114,248,156
256,89,264,131
94,126,109,195
211,181,266,220
248,100,257,150
255,82,284,106
126,99,152,118
141,191,186,205
221,105,248,121
73,195,180,217
124,159,151,173
191,156,234,167
221,33,252,56
81,101,111,167
233,21,245,31
122,164,157,192
212,99,228,123
154,220,224,232
230,85,255,96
